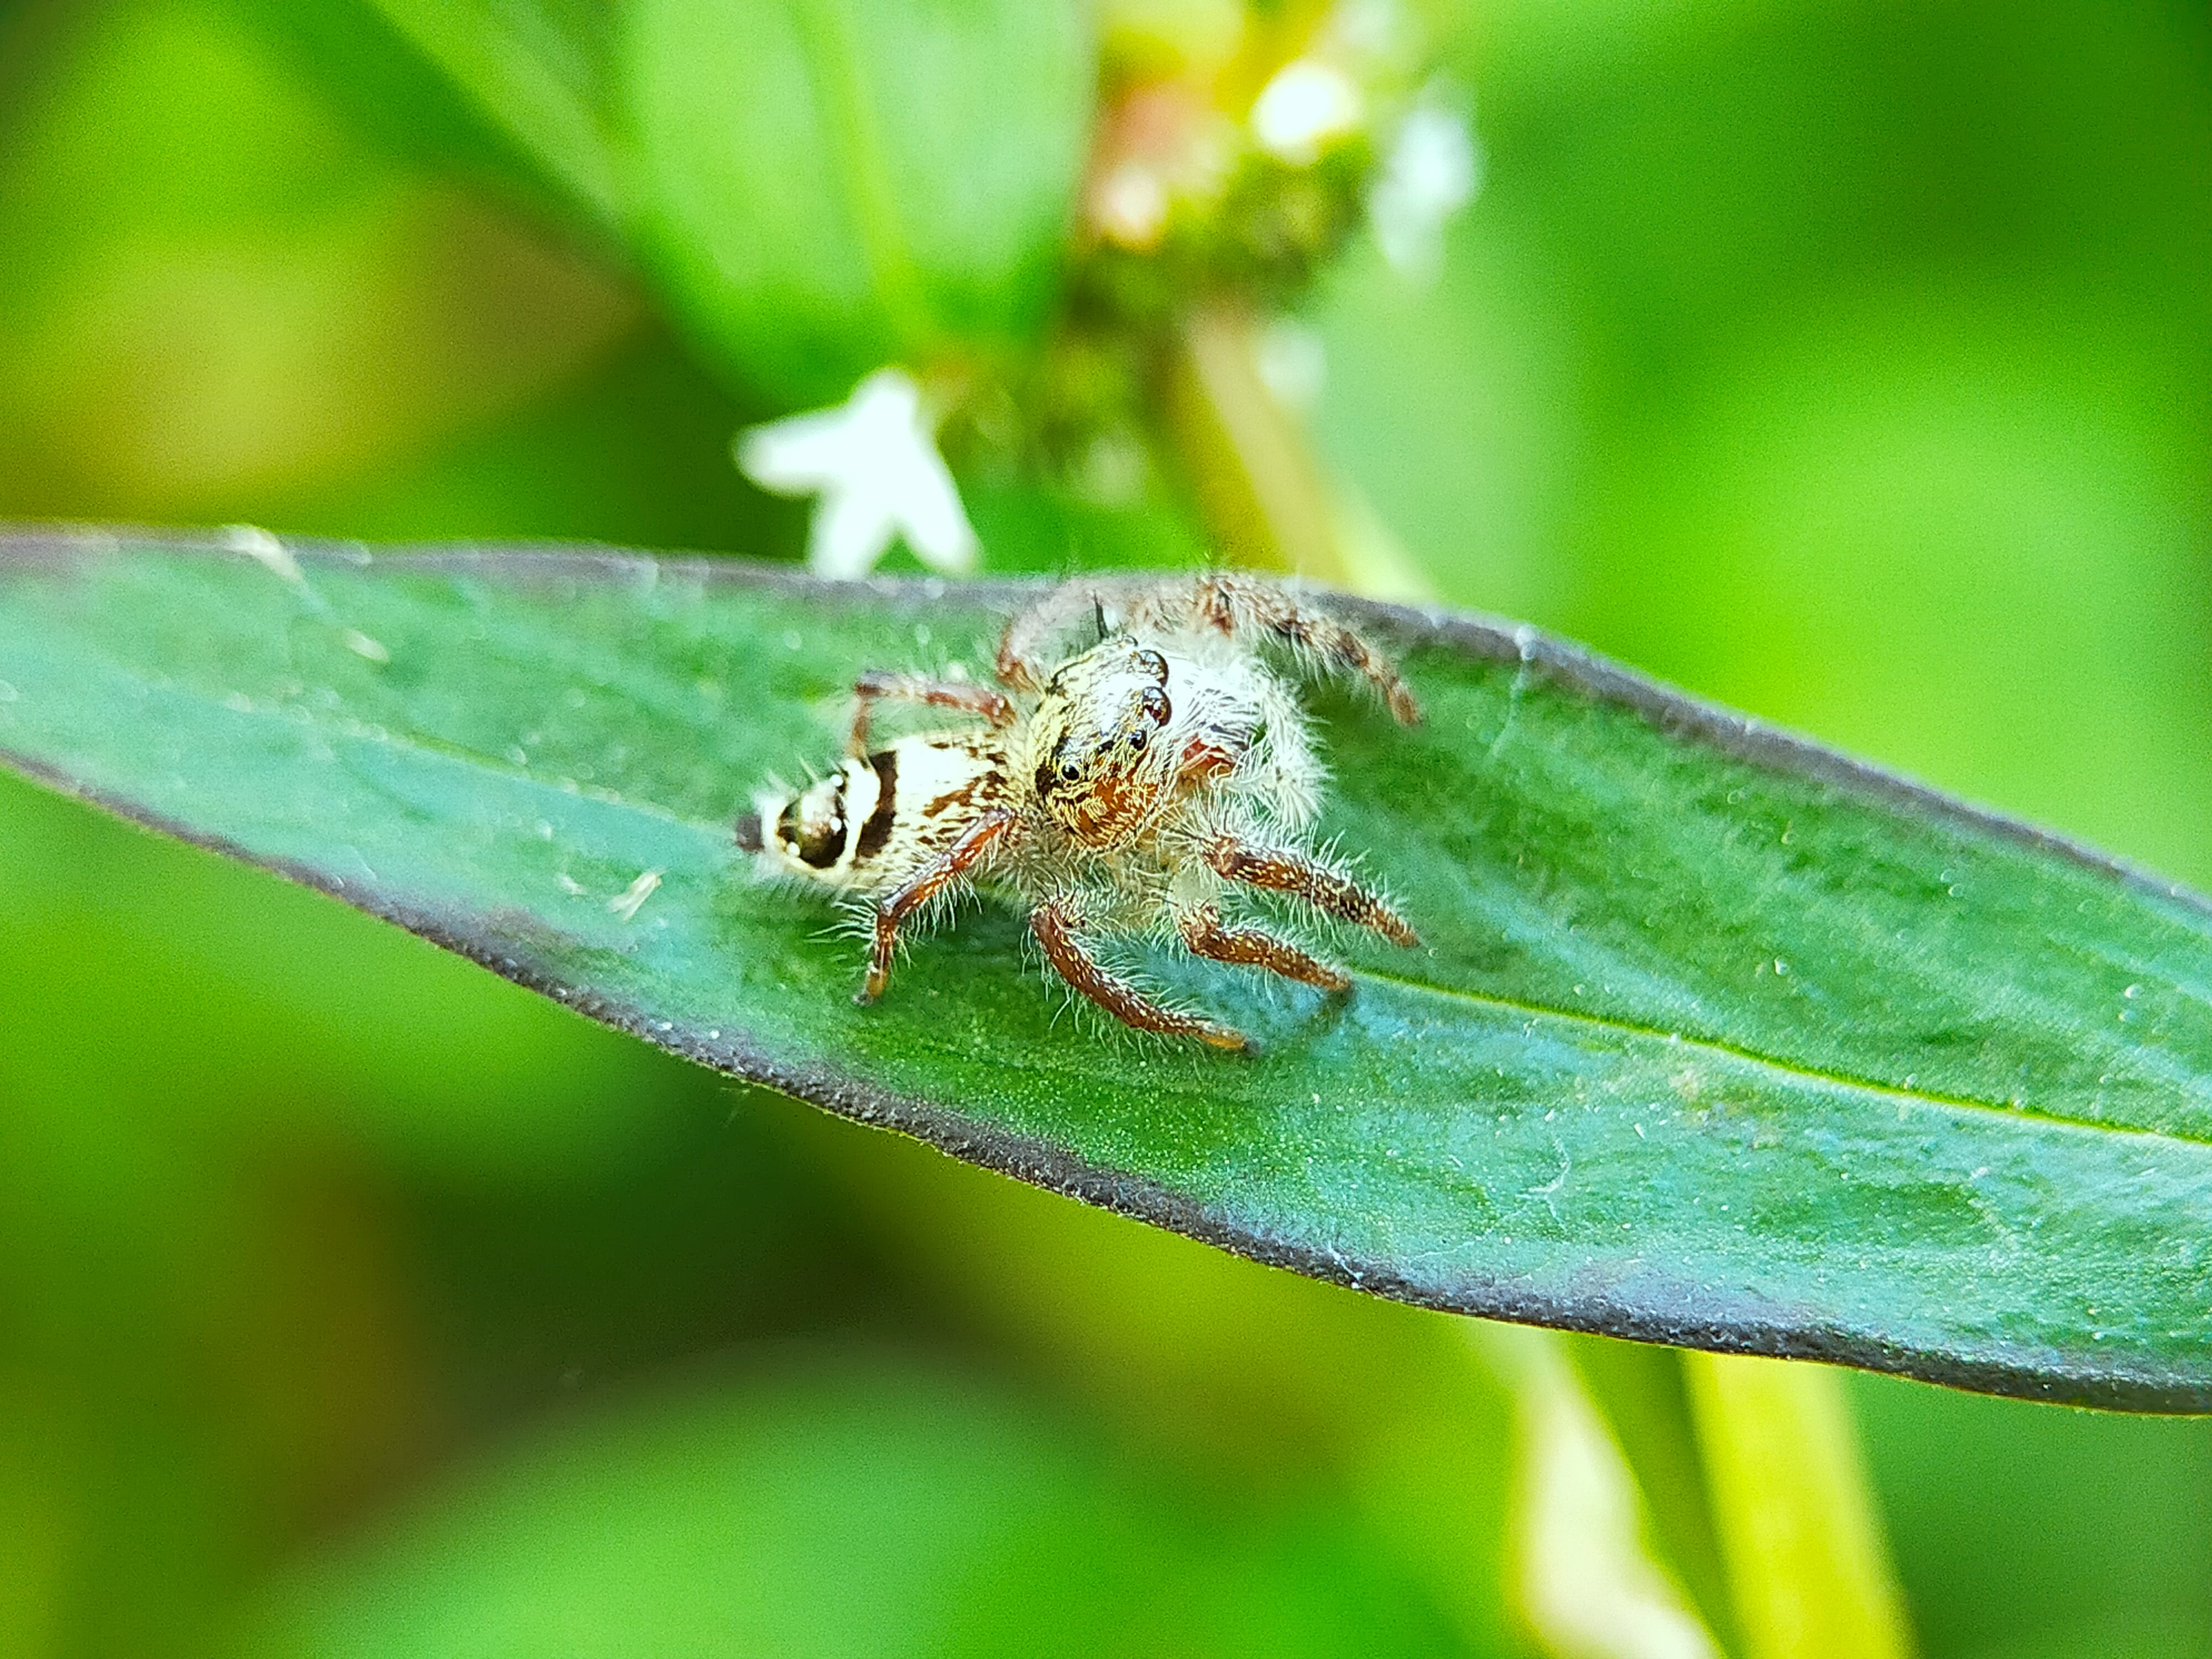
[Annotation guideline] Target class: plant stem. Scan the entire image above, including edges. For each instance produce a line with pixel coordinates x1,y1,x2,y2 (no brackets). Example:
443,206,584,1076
1683,1354,1915,1659
1167,301,1432,599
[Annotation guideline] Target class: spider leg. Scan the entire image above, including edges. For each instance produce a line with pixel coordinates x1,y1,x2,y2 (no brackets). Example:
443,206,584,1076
1203,834,1420,946
1031,896,1248,1050
1140,574,1422,725
849,671,1015,754
994,584,1110,693
1177,904,1350,993
858,810,1016,1001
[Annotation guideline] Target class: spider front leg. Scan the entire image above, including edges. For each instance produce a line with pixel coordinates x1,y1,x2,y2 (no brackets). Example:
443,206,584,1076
1031,896,1249,1050
1146,575,1423,726
1177,904,1350,993
848,671,1014,755
1203,835,1420,946
859,810,1016,1001
994,585,1109,693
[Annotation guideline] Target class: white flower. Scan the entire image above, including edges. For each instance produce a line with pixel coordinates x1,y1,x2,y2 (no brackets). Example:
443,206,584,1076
1368,99,1479,284
736,368,980,580
1250,59,1364,165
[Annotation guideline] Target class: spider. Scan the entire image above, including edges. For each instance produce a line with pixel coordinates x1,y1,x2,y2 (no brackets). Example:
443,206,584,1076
742,573,1422,1051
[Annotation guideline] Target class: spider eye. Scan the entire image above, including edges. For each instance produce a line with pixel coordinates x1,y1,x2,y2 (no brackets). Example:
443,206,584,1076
1061,762,1081,781
1135,649,1168,682
1127,731,1146,751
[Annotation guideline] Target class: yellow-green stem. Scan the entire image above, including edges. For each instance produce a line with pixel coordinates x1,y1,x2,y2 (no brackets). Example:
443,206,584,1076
1168,303,1431,600
1683,1355,1914,1659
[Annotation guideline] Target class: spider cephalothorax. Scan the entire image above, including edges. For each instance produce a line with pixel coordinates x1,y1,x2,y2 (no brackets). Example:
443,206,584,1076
1027,634,1180,846
744,573,1421,1050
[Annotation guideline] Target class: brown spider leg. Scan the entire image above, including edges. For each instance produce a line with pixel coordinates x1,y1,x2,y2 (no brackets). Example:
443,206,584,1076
1031,897,1249,1050
1139,575,1423,726
994,584,1112,693
1203,834,1421,947
859,811,1016,1001
849,672,1015,754
1177,904,1350,993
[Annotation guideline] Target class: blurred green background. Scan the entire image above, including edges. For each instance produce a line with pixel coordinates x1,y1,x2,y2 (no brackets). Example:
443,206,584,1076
1,0,2209,1655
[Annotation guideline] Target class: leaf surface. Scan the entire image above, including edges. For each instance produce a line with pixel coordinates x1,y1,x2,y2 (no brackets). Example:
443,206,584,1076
622,0,1093,404
364,0,629,224
3,530,2210,1409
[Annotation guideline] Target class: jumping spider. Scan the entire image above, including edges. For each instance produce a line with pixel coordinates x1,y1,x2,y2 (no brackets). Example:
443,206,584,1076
744,573,1421,1051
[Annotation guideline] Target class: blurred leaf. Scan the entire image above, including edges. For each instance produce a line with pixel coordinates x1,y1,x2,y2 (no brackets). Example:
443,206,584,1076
1563,1334,1742,1654
1684,1354,1913,1659
253,325,795,553
772,1103,1527,1650
0,0,640,524
219,0,582,219
623,0,1093,405
1338,0,2212,886
356,0,628,225
6,532,2212,1409
241,1358,1472,1657
1484,1324,1724,1657
1853,1370,2212,1657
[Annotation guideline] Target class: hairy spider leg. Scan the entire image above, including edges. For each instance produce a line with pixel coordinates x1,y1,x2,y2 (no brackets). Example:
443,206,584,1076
1203,835,1421,946
1177,904,1350,992
849,671,1015,754
1031,896,1249,1050
993,587,1096,691
994,576,1422,725
1149,575,1423,726
859,810,1018,1000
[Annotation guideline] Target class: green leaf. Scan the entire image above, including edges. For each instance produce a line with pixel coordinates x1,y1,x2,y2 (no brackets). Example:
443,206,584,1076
622,0,1094,405
241,1359,1476,1657
358,0,629,225
4,530,2211,1410
1563,1334,1744,1653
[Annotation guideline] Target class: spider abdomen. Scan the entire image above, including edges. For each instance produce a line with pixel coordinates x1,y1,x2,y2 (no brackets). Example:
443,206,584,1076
757,734,1014,894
